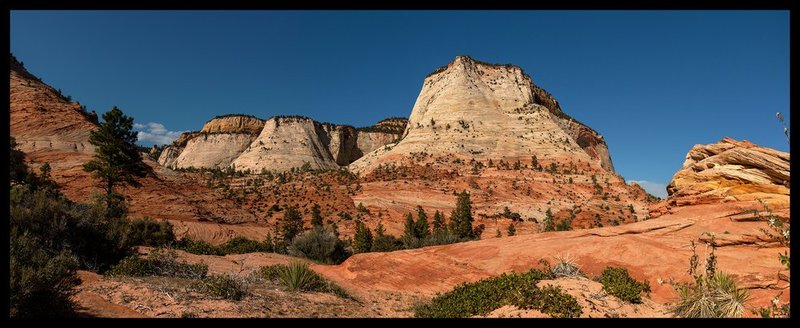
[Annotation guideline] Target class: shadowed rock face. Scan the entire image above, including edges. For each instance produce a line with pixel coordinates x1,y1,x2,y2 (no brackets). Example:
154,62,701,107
349,55,614,174
666,137,789,207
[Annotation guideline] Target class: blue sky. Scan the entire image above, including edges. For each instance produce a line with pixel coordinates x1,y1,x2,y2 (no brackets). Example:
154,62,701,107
10,11,789,198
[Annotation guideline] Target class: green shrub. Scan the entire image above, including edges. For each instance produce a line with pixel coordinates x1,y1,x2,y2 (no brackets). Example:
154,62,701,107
193,275,249,301
278,261,322,291
672,272,749,318
598,267,650,303
176,237,223,256
413,269,551,318
106,249,207,279
287,226,349,264
511,285,582,318
10,233,79,318
218,236,272,254
127,217,176,247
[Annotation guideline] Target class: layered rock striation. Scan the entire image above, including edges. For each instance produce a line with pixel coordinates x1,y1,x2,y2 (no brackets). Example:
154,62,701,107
666,137,790,207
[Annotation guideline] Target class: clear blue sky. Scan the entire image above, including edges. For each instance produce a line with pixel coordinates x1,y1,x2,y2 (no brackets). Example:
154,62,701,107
10,11,789,198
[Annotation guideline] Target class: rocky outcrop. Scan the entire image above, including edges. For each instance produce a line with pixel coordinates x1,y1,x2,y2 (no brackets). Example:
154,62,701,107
10,54,98,153
349,55,614,174
160,115,407,171
231,117,341,172
166,116,265,169
157,146,182,169
666,137,790,207
176,133,256,169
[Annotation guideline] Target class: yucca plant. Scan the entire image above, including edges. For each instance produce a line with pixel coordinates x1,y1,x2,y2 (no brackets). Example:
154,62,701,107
672,236,749,318
278,261,321,291
673,272,749,318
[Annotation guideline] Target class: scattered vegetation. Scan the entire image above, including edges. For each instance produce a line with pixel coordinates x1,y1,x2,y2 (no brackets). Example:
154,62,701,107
192,274,249,301
106,249,208,279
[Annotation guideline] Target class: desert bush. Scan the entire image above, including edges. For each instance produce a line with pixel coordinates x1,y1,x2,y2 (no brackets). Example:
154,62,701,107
106,249,208,279
599,267,650,303
127,217,176,247
176,237,223,256
287,225,349,264
413,269,551,318
10,232,79,318
251,264,290,281
511,285,582,318
218,236,272,254
193,274,249,301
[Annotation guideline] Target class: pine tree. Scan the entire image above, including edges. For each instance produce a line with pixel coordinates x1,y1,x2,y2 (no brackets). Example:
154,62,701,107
507,223,516,236
402,212,416,238
544,208,555,232
83,106,151,217
352,219,373,253
449,190,475,239
402,212,420,248
531,155,539,170
282,206,304,242
415,206,431,239
432,210,446,235
310,203,323,227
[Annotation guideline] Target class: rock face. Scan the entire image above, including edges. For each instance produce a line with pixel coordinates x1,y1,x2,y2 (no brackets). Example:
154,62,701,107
350,55,614,174
666,137,790,207
9,54,98,153
168,116,266,169
232,116,342,171
200,115,265,135
160,115,407,171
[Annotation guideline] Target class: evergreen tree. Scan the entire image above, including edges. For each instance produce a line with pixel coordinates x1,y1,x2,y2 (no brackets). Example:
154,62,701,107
432,210,446,235
507,223,516,236
352,219,373,253
282,206,304,242
83,106,151,218
415,206,431,239
449,190,475,239
544,208,556,232
402,212,417,248
371,220,402,252
310,203,323,227
531,154,539,170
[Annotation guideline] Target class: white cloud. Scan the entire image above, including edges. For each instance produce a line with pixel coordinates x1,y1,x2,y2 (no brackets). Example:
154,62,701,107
629,180,668,199
134,122,187,146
